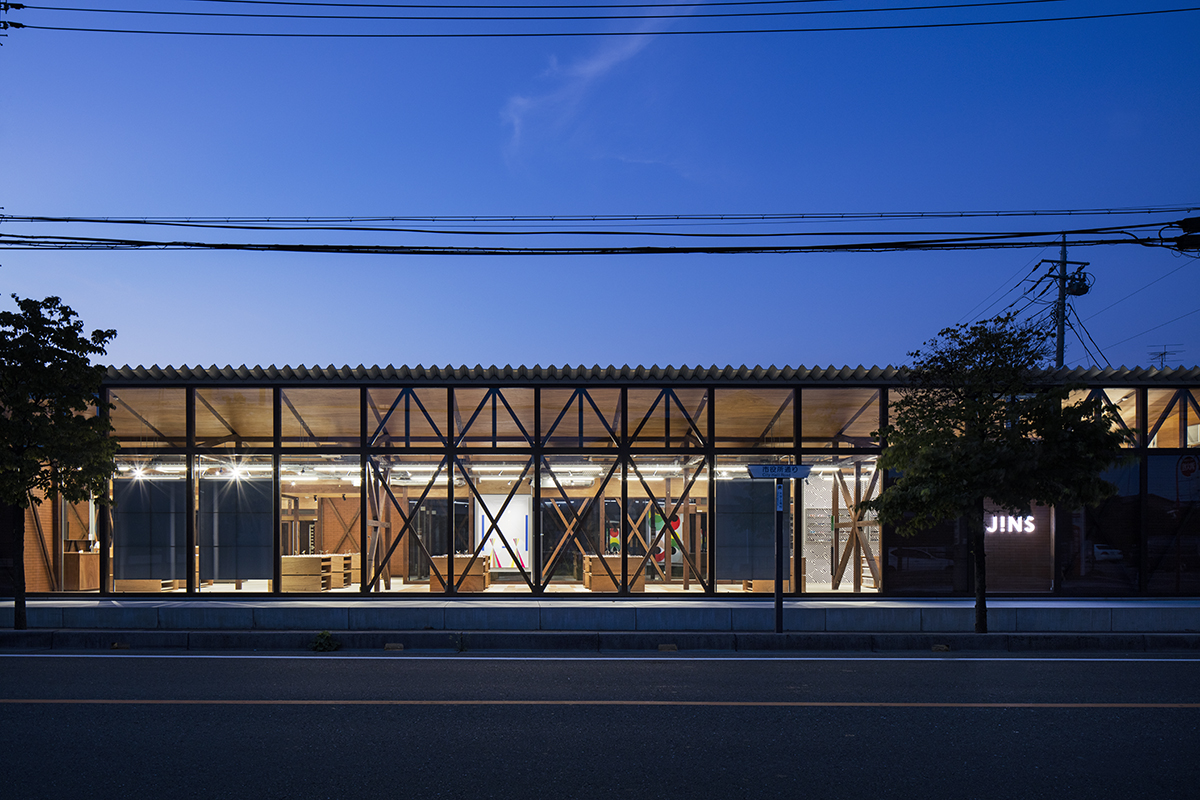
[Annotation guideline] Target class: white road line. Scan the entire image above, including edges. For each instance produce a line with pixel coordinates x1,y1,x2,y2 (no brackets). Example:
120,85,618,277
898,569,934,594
2,652,1199,663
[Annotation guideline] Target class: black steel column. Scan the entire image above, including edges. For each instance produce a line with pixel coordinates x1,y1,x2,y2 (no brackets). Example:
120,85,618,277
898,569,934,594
532,387,542,595
706,386,716,591
360,386,369,593
1138,387,1149,593
620,387,629,594
98,387,112,596
272,387,282,594
185,387,196,593
792,387,802,595
445,387,455,594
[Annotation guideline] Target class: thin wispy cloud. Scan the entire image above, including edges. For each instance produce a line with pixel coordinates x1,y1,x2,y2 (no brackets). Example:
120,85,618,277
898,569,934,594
501,23,662,159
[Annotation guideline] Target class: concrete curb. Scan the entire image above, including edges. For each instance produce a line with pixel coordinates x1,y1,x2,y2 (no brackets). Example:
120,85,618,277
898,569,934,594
8,600,1200,634
2,629,1199,653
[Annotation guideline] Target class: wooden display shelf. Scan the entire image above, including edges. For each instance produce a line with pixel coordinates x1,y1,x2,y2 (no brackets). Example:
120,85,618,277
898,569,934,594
114,579,175,592
63,551,99,591
281,553,360,592
281,554,330,592
428,554,491,592
582,555,646,592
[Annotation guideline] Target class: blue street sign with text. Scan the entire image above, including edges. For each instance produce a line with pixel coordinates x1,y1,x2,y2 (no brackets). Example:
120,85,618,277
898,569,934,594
746,464,812,480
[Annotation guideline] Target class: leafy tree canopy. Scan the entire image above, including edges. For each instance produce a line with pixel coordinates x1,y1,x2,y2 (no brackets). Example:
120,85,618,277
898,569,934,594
864,314,1132,534
0,295,118,508
860,314,1131,633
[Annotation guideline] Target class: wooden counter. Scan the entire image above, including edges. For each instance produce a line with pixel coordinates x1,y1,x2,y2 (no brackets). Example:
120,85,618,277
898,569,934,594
582,555,646,592
63,551,99,591
428,554,491,592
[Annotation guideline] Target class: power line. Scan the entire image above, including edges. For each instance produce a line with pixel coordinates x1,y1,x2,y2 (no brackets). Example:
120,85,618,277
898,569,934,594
179,0,975,8
7,205,1193,226
21,0,1078,24
12,5,1200,36
1106,308,1200,349
1067,305,1110,367
0,230,1180,254
1083,260,1192,321
956,245,1049,323
0,217,1174,240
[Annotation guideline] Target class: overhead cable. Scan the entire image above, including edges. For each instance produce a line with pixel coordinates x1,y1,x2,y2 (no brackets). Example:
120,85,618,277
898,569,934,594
1106,307,1200,349
21,0,1078,24
12,5,1200,36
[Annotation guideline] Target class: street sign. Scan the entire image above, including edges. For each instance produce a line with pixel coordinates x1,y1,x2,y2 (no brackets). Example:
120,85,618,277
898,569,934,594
743,464,813,634
746,464,812,480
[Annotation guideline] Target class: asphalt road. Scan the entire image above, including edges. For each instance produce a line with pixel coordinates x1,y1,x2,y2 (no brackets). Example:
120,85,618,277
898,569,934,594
2,651,1198,799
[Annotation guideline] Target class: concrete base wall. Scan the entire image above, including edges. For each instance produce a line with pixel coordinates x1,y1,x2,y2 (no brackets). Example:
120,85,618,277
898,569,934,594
4,599,1200,634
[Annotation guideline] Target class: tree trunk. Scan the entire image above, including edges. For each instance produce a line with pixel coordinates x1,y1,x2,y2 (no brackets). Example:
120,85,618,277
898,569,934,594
13,507,26,630
969,499,987,634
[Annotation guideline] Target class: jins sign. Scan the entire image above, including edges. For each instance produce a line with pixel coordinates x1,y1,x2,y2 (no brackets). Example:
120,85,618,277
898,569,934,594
986,515,1036,534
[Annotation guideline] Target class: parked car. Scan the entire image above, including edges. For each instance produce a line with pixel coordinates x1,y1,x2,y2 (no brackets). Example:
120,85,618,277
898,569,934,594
1093,543,1123,562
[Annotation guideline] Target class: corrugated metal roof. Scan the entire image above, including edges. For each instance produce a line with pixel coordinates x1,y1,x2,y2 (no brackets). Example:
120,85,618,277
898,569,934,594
102,363,1200,385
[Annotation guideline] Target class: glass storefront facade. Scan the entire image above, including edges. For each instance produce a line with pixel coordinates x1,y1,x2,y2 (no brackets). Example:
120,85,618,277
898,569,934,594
12,365,1200,597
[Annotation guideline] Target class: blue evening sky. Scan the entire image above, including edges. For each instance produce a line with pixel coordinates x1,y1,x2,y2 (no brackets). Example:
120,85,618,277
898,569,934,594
1,1,1197,371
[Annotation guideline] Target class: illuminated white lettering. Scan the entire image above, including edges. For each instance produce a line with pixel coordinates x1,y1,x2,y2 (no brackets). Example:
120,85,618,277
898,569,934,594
986,514,1037,534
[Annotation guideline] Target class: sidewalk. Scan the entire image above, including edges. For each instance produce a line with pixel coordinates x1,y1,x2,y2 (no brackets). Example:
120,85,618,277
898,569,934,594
3,597,1200,652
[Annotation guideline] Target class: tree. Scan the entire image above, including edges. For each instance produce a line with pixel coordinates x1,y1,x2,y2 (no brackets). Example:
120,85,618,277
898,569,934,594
1,295,117,629
861,314,1132,633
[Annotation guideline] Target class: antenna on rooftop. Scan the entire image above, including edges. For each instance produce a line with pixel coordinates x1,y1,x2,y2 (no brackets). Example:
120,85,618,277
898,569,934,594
1147,344,1184,369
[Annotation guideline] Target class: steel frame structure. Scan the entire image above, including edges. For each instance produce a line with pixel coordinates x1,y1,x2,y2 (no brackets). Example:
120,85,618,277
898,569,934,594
43,365,1197,598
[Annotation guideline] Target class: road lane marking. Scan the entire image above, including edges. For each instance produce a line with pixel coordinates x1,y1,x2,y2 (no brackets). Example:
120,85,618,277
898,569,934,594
1,699,1197,708
3,653,1200,663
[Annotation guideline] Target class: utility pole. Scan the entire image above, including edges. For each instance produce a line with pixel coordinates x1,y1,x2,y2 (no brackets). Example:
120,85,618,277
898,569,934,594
1056,233,1067,368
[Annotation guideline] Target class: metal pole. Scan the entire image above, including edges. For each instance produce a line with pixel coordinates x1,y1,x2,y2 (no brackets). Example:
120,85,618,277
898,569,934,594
1056,233,1067,368
272,387,282,594
774,477,784,634
360,388,369,593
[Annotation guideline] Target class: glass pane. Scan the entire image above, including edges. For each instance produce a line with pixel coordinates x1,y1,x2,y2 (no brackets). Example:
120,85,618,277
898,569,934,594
196,388,273,449
541,389,620,449
881,515,968,595
628,456,708,591
541,456,619,591
454,388,535,449
197,455,275,591
61,497,99,592
628,389,705,449
110,388,186,448
365,454,452,592
712,455,790,593
367,388,446,449
1058,463,1139,594
280,454,363,592
802,389,880,449
1148,389,1199,449
1065,388,1138,448
111,455,187,592
1147,454,1200,594
800,456,881,593
457,455,535,591
281,388,359,448
714,389,793,449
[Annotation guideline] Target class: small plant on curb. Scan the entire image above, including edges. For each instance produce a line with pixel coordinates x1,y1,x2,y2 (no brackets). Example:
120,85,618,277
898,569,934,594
310,630,341,652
